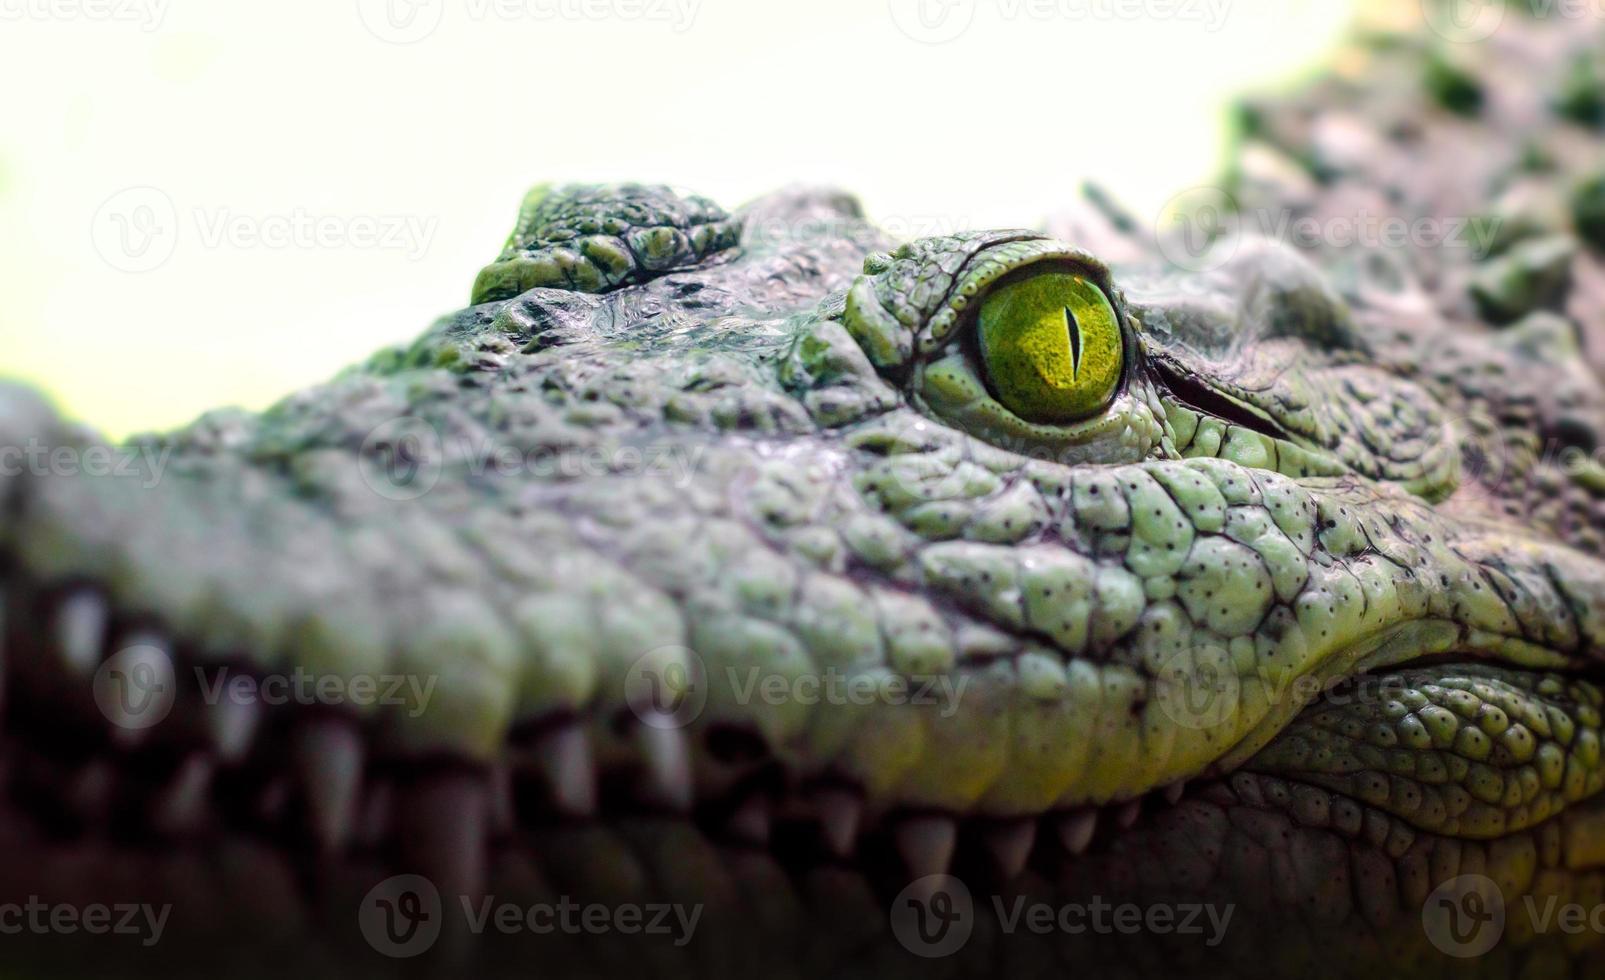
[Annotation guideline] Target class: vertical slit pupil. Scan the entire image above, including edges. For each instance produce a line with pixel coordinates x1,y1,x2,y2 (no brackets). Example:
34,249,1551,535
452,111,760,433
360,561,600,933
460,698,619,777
1064,306,1083,380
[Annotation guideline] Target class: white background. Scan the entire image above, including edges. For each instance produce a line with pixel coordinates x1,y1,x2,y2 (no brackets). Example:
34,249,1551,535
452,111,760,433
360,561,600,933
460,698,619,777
0,0,1354,438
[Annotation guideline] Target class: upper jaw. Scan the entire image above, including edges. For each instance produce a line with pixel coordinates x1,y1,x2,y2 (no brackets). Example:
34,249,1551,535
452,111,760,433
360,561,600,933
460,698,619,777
3,358,1601,835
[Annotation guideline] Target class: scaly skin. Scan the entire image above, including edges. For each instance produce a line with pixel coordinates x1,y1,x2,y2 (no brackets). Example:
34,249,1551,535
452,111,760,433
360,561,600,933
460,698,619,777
4,7,1605,979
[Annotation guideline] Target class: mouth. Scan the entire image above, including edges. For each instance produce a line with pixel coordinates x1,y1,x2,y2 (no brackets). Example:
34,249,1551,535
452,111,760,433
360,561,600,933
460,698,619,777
1148,352,1294,445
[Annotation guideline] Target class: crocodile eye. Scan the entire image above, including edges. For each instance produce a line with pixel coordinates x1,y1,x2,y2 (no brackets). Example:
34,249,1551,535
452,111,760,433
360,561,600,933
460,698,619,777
978,271,1123,424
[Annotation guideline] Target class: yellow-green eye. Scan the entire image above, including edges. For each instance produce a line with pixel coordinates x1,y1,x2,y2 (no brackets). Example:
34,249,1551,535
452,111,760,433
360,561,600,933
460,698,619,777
977,271,1123,424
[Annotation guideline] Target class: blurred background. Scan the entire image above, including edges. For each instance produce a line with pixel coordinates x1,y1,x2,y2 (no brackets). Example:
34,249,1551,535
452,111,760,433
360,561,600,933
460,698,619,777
0,0,1357,439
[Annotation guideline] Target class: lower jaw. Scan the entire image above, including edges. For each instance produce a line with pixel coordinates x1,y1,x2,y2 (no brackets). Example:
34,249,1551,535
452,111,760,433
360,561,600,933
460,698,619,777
3,575,1603,978
0,771,1600,980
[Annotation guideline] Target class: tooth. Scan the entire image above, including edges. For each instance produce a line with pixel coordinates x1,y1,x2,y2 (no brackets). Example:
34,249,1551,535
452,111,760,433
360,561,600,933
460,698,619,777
357,779,393,849
105,633,174,748
257,776,290,824
294,717,364,853
984,819,1037,880
814,787,861,858
488,762,515,838
895,815,957,879
635,717,693,811
1116,799,1142,830
0,586,8,713
1058,810,1098,855
1163,780,1187,805
725,794,771,845
204,696,262,764
536,725,596,817
68,759,116,824
55,589,108,676
152,754,213,836
401,773,488,906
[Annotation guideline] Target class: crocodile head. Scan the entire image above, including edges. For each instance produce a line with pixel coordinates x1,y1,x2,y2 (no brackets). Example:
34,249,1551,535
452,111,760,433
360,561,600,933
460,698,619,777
4,175,1604,977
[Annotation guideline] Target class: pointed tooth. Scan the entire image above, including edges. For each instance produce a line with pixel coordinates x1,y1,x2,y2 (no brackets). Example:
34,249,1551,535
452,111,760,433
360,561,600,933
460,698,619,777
1163,780,1186,805
204,696,262,764
294,717,364,853
104,633,174,748
725,794,771,845
814,788,861,858
357,779,394,849
152,754,213,836
67,759,116,824
536,725,596,816
1057,810,1097,855
55,589,108,676
635,717,693,811
488,763,515,838
983,819,1037,880
401,772,487,906
1115,799,1142,830
0,586,8,717
895,815,957,879
257,776,290,824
